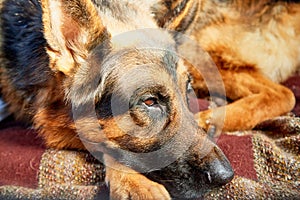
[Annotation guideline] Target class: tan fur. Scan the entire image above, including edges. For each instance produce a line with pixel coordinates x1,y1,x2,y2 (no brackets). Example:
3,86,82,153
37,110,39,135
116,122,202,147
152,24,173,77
38,1,173,199
104,155,170,200
192,3,300,82
2,0,259,198
42,0,110,75
154,0,299,131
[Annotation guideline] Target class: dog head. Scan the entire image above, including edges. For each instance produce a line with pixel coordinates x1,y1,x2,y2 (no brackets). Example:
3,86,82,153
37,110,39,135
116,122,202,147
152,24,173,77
42,0,233,198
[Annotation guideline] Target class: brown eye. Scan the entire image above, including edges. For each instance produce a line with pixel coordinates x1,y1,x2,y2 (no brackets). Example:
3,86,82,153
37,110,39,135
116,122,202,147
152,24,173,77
144,97,157,107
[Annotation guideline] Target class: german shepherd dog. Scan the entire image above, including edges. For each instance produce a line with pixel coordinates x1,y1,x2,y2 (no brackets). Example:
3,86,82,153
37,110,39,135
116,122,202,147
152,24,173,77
154,0,300,132
0,0,234,199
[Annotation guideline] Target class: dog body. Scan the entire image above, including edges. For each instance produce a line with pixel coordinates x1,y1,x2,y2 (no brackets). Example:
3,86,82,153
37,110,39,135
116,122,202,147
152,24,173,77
0,0,233,199
154,0,299,131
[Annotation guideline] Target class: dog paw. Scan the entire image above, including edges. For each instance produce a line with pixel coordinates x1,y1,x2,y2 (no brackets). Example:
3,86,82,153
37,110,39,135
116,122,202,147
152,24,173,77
195,110,224,136
106,168,171,200
195,111,210,130
195,110,218,134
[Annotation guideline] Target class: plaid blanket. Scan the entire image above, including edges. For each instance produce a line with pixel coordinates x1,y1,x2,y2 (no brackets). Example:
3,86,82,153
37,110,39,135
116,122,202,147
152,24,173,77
0,75,299,200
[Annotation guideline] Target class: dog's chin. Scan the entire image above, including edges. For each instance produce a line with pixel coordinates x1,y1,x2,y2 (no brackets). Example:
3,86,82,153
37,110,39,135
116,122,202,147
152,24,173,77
167,183,208,199
145,162,212,199
145,151,234,199
146,174,209,199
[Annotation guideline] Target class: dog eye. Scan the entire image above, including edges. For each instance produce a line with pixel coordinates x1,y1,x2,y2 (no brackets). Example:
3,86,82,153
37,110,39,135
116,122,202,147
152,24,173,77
143,97,158,107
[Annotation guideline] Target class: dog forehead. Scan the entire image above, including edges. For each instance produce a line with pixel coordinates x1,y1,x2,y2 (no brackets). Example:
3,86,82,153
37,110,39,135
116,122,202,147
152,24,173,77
94,49,182,102
112,54,177,91
101,35,179,75
110,28,176,51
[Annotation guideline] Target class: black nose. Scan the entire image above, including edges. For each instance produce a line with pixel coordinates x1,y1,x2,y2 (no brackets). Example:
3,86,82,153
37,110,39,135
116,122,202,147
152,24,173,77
204,147,234,187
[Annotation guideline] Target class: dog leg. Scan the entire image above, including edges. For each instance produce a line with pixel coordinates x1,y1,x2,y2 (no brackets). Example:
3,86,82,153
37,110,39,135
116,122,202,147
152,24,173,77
196,70,295,132
104,155,171,200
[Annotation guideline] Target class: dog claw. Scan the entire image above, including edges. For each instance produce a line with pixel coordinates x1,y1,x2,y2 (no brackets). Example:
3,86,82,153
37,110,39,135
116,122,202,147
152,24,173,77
207,125,217,138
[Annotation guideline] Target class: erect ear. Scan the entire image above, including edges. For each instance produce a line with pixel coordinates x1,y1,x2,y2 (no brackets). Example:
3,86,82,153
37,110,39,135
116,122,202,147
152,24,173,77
42,0,110,75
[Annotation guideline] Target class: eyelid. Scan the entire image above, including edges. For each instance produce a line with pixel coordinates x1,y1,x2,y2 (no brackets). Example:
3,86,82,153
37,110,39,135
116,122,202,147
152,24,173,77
138,94,156,106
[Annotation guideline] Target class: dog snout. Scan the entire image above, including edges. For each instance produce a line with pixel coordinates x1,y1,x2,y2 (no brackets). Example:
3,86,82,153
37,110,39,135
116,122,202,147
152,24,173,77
203,146,234,187
189,139,234,188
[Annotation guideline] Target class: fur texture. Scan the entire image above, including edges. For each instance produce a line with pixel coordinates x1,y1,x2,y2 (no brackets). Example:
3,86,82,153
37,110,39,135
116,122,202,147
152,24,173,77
0,0,233,199
154,0,299,131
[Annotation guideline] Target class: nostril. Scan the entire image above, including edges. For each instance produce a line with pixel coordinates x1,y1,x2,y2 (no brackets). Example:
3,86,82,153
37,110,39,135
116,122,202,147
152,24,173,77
191,143,234,188
204,171,212,183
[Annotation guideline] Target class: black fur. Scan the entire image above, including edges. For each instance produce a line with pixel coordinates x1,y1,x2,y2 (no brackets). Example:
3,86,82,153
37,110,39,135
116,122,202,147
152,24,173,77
1,0,52,92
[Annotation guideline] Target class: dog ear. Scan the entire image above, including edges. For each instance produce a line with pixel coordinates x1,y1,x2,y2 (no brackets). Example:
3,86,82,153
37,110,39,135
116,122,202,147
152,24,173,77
41,0,110,75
